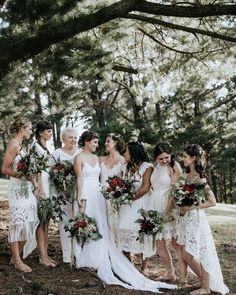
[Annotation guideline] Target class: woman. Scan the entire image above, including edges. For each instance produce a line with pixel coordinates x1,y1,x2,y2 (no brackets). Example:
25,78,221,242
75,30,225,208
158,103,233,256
99,133,125,243
150,142,185,282
2,117,39,272
33,120,56,267
117,142,154,272
52,127,81,264
176,144,229,295
74,131,176,292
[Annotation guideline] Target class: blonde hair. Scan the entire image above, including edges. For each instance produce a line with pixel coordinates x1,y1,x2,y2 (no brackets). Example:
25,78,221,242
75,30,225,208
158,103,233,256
9,117,31,136
60,127,78,143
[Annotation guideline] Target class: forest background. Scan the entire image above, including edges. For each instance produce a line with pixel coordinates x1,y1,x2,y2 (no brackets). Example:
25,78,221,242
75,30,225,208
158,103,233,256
0,0,235,204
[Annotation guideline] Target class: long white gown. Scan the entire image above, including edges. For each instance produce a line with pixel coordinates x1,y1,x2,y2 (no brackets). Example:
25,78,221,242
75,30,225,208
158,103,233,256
176,180,229,294
149,164,175,240
52,148,81,263
76,161,175,292
7,150,39,258
100,161,123,243
117,162,154,258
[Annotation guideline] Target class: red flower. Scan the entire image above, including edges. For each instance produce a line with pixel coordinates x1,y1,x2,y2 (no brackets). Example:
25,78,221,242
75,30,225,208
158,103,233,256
16,160,28,173
54,163,65,171
183,184,195,194
110,178,118,188
75,220,87,228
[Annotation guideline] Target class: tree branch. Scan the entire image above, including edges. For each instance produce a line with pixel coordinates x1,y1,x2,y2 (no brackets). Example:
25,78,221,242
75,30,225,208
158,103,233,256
0,0,236,79
125,13,236,43
112,64,138,74
139,28,201,55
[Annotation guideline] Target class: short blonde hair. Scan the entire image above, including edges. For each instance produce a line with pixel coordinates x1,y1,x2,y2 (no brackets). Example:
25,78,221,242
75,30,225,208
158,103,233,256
60,127,78,143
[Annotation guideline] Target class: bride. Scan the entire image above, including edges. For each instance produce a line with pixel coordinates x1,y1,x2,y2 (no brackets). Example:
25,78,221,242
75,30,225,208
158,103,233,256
73,130,176,292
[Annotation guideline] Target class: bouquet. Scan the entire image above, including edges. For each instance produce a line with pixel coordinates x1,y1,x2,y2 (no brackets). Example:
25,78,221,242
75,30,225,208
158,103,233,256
64,212,102,245
16,147,50,196
102,175,137,212
171,176,207,208
49,160,75,201
135,208,164,249
38,195,65,226
16,147,50,178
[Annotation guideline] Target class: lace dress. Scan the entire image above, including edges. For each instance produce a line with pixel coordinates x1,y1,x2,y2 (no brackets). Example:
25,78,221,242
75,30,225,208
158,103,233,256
76,161,176,292
52,148,81,263
100,161,123,243
176,179,229,294
7,150,39,258
117,162,154,257
149,164,175,240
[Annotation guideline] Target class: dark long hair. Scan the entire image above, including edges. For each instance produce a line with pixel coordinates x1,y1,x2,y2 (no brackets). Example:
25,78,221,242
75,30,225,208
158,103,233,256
153,141,175,169
184,144,206,178
35,120,52,140
78,130,99,147
126,142,149,172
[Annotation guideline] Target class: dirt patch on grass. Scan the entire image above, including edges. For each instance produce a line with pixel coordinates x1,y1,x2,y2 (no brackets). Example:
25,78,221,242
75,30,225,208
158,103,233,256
0,200,235,295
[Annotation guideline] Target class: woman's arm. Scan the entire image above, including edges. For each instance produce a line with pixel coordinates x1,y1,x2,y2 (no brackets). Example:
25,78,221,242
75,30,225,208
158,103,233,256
74,155,84,207
2,142,19,178
170,161,182,184
133,167,153,201
181,181,216,214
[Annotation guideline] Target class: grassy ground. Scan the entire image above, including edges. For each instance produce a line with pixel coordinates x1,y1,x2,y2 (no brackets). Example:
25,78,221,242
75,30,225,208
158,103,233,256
0,178,235,295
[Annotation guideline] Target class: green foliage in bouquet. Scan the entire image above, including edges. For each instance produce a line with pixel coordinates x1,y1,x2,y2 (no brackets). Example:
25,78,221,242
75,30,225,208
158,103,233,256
64,213,102,245
49,160,76,201
136,208,164,249
38,195,65,226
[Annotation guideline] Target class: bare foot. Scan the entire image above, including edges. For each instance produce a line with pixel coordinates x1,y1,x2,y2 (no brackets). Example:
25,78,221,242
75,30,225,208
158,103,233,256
10,257,32,273
190,288,211,295
39,256,56,267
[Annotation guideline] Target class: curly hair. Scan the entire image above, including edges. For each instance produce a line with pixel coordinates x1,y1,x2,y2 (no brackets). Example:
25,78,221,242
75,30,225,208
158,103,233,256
9,117,31,136
107,133,125,153
184,144,206,178
78,130,99,147
153,141,175,169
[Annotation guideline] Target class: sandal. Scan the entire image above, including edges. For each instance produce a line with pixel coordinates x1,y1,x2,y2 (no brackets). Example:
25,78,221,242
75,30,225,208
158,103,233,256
9,257,32,273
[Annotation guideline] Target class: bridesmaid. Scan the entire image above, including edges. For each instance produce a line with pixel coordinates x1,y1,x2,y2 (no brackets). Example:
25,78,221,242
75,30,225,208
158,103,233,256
118,142,154,273
2,117,38,272
52,127,81,264
99,133,125,243
149,142,185,282
176,144,229,295
33,120,56,267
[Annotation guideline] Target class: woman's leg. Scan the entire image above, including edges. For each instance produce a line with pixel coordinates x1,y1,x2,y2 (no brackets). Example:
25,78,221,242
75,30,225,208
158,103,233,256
36,224,56,267
156,239,176,281
10,241,32,272
181,246,202,278
172,240,188,283
190,265,210,295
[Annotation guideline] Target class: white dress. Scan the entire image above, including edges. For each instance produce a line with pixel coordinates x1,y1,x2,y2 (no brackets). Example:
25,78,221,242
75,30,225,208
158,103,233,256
76,161,176,292
33,142,54,198
100,161,123,243
52,148,81,263
117,162,154,257
149,164,175,240
176,180,229,294
7,150,39,258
